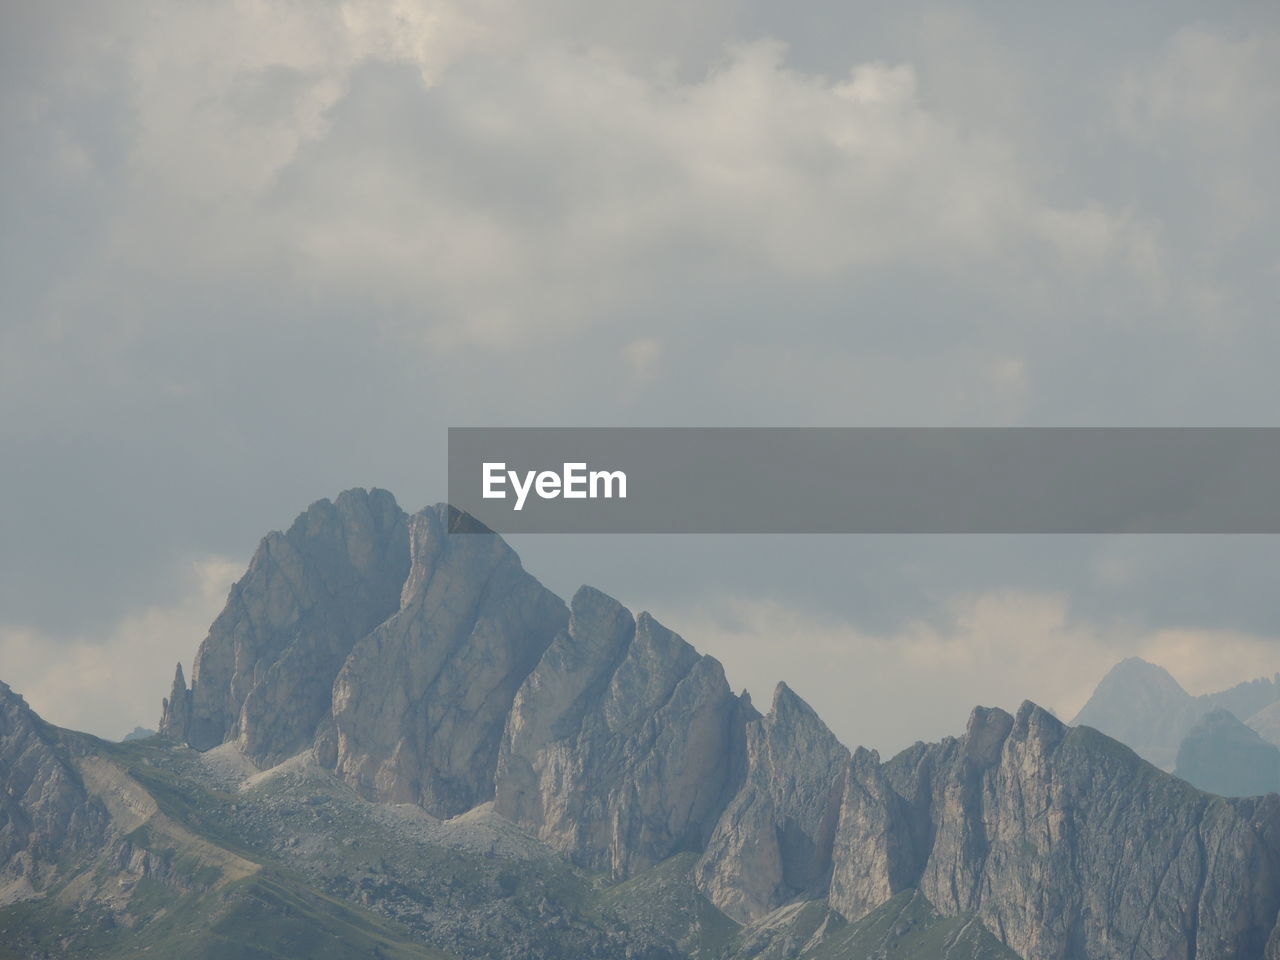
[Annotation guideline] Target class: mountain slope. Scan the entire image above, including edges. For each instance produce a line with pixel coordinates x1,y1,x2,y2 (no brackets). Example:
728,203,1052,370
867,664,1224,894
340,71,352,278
162,487,411,763
0,681,451,960
1175,708,1280,797
496,585,743,878
723,890,1021,960
324,504,568,817
696,682,850,923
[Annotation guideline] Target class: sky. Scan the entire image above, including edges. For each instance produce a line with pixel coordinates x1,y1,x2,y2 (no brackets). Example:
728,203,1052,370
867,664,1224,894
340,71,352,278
2,0,1279,753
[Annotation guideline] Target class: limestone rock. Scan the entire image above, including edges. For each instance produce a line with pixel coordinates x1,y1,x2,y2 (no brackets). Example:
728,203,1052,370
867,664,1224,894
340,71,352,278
159,661,191,741
164,487,410,763
327,505,567,817
494,586,744,878
832,700,1280,960
0,681,108,900
695,683,849,923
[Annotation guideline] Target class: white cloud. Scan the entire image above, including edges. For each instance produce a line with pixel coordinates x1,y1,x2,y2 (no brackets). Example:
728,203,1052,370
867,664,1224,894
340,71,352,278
652,589,1280,756
6,1,1280,741
622,337,663,380
0,556,240,739
1115,24,1280,244
24,8,1164,352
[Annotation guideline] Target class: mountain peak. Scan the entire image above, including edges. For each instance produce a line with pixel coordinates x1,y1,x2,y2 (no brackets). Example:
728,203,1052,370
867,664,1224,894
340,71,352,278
1071,657,1196,769
771,679,797,709
1175,707,1280,796
964,705,1014,764
1105,656,1186,690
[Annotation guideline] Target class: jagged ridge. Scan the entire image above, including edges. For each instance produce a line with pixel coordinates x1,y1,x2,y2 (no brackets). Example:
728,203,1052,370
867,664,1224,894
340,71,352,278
148,489,1280,960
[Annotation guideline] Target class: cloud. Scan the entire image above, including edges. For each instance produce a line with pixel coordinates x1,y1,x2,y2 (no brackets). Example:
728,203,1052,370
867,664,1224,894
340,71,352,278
655,589,1280,755
4,1,1280,739
0,556,240,739
7,7,1164,351
622,337,663,380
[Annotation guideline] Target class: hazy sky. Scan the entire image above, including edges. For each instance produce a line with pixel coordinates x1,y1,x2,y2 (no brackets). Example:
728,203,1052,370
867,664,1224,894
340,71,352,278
3,1,1279,752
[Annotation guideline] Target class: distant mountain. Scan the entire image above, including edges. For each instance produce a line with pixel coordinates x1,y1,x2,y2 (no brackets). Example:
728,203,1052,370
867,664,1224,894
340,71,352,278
120,726,155,742
1249,700,1280,746
1071,658,1200,769
1175,708,1280,797
1072,656,1280,768
6,489,1280,959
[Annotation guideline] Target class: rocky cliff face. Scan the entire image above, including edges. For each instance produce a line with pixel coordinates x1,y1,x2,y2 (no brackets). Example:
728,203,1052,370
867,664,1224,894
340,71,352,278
495,586,743,877
695,683,849,923
832,701,1280,960
0,681,108,903
323,504,567,816
162,487,410,764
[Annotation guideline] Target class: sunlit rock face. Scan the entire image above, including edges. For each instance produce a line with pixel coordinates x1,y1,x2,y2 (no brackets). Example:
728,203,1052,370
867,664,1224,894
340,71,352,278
832,701,1280,960
694,682,848,924
326,503,567,816
496,585,744,878
162,487,410,764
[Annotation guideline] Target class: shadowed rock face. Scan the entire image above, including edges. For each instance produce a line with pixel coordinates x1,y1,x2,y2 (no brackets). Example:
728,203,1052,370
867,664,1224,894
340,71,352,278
324,505,568,816
1176,708,1280,798
162,487,410,763
832,702,1280,960
0,682,108,899
495,586,744,877
695,682,849,923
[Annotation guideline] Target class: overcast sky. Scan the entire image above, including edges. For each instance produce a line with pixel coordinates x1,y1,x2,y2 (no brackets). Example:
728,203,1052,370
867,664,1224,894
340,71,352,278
3,0,1279,752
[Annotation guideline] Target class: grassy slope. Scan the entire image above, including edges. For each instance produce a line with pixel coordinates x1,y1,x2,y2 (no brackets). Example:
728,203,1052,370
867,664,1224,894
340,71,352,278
600,851,740,959
0,872,454,960
805,891,1020,960
0,736,454,960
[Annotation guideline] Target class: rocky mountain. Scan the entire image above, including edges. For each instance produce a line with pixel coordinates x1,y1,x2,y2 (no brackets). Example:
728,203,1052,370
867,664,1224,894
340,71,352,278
323,504,567,817
0,681,107,906
161,487,411,763
695,682,849,924
836,702,1280,960
1,679,441,960
6,489,1280,959
1072,656,1280,769
1175,708,1280,797
495,585,743,878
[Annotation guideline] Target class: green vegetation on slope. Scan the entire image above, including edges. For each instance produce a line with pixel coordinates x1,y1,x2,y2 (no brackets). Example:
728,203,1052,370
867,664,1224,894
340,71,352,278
600,851,740,959
804,890,1020,960
0,870,454,960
